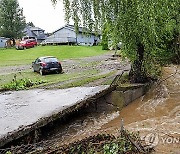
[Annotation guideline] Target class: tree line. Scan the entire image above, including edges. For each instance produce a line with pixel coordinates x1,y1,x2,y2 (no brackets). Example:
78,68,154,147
52,0,180,83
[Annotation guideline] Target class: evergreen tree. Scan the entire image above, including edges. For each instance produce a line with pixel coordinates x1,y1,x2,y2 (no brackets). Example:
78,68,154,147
26,22,35,27
0,0,26,45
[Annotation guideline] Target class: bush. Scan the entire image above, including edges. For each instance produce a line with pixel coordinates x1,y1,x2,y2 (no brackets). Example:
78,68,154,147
1,75,46,91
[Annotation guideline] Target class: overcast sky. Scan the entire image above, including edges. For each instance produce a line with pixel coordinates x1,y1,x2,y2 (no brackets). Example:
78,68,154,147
18,0,66,33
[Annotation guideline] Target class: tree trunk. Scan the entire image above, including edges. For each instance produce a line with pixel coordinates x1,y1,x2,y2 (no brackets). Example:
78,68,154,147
129,43,147,83
11,38,16,46
175,33,180,64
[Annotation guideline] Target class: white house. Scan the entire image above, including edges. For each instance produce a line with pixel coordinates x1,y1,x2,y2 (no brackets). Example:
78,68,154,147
0,37,9,48
42,25,101,46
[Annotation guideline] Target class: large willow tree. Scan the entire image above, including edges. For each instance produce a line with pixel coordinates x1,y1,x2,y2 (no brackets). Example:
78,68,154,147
52,0,180,83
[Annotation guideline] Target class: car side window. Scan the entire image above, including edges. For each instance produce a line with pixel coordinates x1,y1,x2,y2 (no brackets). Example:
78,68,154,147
35,59,40,64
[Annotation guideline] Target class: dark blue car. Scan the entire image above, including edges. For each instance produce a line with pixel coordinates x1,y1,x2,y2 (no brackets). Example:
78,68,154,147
32,56,63,75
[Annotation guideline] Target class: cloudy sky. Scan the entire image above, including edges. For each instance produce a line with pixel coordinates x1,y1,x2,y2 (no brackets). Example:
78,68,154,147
18,0,66,33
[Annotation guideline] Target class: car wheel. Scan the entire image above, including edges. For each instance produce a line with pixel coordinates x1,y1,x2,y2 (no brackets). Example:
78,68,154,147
39,69,45,75
56,70,61,74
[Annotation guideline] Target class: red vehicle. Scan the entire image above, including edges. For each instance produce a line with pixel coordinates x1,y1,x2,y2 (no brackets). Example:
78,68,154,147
16,39,37,50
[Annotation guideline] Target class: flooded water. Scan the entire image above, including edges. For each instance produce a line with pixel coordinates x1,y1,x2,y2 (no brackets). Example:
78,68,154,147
101,66,180,153
45,66,179,153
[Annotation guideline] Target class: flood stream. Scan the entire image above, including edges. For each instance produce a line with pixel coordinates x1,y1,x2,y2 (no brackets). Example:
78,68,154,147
34,66,180,153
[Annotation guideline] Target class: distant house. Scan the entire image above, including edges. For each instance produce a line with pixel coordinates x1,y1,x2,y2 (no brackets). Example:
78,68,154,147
0,37,10,48
23,26,46,43
42,25,101,46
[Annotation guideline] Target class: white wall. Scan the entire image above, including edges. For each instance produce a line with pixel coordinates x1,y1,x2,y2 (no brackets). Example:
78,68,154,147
0,38,7,48
45,27,101,45
50,28,76,39
77,34,100,46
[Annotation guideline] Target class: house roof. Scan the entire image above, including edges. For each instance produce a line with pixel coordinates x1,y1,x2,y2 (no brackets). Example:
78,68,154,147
53,24,100,35
30,27,45,31
0,37,10,40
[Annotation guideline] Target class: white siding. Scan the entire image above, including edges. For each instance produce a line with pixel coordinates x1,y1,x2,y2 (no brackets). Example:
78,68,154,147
77,34,100,46
50,28,76,39
0,38,7,48
43,25,101,45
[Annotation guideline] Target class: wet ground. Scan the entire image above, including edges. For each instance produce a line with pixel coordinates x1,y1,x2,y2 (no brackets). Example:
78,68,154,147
0,53,179,153
37,66,179,153
0,86,109,147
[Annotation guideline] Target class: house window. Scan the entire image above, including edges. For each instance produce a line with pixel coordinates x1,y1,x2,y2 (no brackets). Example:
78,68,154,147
39,31,43,35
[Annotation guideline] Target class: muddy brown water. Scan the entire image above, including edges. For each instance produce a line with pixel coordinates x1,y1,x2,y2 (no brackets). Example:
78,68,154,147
102,66,180,153
43,66,179,153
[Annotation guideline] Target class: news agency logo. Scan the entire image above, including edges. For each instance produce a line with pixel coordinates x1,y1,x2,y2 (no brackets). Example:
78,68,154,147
145,133,159,147
144,133,180,147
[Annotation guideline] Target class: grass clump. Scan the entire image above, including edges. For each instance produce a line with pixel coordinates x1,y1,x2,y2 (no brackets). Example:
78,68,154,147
1,75,46,91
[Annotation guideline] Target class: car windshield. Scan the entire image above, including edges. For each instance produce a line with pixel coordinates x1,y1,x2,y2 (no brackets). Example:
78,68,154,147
43,57,58,63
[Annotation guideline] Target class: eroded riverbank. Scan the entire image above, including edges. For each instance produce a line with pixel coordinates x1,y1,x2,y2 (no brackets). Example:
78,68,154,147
101,66,180,153
0,66,179,153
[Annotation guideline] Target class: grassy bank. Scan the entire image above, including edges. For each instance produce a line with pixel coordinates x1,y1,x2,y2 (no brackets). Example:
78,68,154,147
0,45,108,66
0,69,100,89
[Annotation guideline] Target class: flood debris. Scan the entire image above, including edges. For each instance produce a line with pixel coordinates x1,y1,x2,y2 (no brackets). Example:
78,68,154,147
0,126,154,154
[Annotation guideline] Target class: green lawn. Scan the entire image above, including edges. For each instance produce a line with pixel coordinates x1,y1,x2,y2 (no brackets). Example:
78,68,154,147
0,69,99,88
0,45,107,66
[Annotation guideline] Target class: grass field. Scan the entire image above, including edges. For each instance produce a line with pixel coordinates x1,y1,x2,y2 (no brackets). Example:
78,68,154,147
0,45,118,90
0,45,107,66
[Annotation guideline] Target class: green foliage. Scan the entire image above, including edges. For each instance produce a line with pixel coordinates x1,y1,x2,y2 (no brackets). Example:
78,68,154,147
1,75,46,91
101,24,109,50
0,0,26,39
26,22,35,27
103,143,119,154
53,0,180,82
50,131,148,153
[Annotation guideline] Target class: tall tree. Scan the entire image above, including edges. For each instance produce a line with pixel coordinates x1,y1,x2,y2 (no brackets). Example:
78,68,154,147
26,22,35,27
0,0,26,45
52,0,179,83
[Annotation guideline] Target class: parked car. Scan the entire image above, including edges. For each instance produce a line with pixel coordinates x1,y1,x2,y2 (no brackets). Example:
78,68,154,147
32,56,63,75
16,39,37,50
